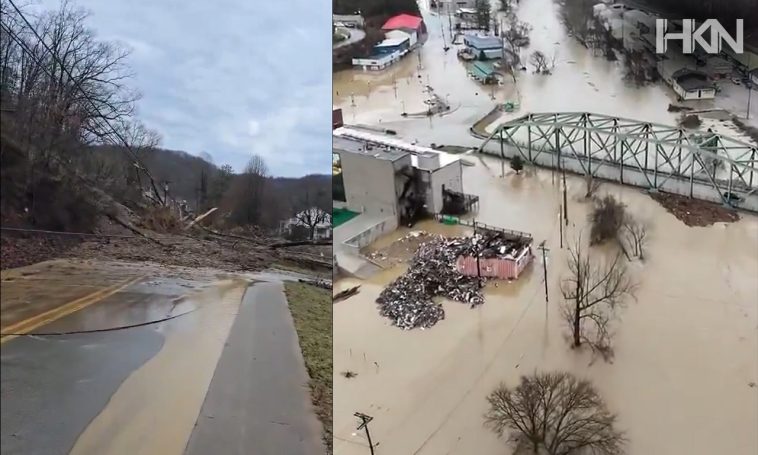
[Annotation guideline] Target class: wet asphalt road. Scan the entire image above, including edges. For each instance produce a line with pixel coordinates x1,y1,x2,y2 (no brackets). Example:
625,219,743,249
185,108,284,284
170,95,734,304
1,328,164,455
0,260,324,455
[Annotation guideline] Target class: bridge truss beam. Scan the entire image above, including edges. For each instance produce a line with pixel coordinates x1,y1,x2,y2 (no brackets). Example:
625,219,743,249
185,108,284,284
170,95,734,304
478,112,758,212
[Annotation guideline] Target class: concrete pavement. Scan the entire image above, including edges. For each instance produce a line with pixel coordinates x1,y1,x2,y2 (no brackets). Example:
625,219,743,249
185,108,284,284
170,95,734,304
185,282,323,455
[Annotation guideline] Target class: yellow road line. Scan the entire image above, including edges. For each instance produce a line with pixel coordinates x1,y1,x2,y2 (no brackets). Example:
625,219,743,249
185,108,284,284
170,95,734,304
0,274,146,345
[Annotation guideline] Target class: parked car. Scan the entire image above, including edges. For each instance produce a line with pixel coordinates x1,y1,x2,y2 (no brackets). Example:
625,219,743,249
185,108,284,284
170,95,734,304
731,77,742,85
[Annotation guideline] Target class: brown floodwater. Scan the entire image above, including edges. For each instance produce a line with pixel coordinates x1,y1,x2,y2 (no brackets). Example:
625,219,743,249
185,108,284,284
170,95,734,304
334,1,757,453
334,155,758,454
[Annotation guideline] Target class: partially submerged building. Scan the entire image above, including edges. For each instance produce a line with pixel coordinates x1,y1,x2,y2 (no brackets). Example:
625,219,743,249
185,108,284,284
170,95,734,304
463,35,503,60
332,128,470,228
662,67,716,100
381,13,426,44
352,14,421,71
455,226,533,280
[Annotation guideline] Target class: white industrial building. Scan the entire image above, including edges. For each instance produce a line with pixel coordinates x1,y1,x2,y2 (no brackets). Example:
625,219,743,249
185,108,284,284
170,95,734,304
333,128,465,228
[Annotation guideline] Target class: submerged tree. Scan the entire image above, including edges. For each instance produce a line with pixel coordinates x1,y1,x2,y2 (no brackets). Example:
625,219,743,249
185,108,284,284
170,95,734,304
485,371,626,455
510,155,524,174
589,195,626,245
560,237,635,359
474,0,491,31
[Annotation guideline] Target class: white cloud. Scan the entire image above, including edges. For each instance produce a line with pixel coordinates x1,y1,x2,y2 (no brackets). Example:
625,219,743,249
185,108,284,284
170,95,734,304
247,120,260,137
63,0,332,177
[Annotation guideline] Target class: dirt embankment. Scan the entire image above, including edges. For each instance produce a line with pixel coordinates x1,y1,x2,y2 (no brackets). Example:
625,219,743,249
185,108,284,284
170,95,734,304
649,192,740,226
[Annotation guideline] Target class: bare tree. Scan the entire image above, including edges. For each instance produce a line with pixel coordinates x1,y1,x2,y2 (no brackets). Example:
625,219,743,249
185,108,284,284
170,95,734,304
585,173,601,198
485,371,625,455
502,14,532,49
227,154,268,226
295,207,330,239
621,215,648,261
474,0,491,31
560,238,635,359
529,51,552,74
589,195,626,245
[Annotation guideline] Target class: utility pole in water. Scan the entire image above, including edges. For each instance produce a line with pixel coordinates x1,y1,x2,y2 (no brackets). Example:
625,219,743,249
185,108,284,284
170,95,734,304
538,241,549,304
354,412,375,455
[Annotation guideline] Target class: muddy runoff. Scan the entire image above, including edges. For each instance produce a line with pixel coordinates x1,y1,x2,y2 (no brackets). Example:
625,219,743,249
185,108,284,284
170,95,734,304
333,150,758,454
333,4,757,450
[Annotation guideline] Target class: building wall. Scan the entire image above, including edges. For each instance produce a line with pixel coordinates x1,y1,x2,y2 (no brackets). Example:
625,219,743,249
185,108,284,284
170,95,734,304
430,161,464,213
342,216,398,256
338,151,399,218
352,51,401,70
677,86,715,100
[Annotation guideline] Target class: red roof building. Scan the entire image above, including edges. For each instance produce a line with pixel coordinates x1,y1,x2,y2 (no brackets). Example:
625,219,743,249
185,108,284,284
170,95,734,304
381,14,425,33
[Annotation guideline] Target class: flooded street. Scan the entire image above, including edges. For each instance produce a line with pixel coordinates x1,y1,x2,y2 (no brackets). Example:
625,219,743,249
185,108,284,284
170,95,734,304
334,156,758,454
334,1,756,453
1,259,323,455
333,0,683,146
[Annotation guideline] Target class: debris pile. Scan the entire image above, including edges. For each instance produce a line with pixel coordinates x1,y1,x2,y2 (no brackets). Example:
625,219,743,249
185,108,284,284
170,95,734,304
457,231,531,259
376,235,484,330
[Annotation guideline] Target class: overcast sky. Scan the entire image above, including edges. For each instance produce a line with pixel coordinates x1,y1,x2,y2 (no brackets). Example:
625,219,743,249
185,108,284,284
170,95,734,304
41,0,332,176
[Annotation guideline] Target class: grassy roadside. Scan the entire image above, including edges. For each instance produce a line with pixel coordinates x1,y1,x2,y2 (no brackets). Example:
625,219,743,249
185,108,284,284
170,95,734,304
284,282,333,453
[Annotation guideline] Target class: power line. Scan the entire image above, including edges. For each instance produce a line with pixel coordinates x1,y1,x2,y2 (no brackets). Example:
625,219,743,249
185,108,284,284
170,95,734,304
3,0,164,203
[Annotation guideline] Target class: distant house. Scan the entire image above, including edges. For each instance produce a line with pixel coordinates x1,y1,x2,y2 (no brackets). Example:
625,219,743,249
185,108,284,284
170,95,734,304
382,14,426,46
332,14,364,28
279,209,332,240
668,68,716,100
464,35,503,60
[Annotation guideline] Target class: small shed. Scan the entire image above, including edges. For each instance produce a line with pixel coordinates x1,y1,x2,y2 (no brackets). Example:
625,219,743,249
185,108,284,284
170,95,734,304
671,68,715,100
470,61,497,83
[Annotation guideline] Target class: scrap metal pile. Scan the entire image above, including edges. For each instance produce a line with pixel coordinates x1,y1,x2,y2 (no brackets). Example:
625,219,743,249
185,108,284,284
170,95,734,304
376,235,485,330
456,231,531,259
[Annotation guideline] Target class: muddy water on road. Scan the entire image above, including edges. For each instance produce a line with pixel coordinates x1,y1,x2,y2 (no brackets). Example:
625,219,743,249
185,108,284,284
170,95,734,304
334,158,758,455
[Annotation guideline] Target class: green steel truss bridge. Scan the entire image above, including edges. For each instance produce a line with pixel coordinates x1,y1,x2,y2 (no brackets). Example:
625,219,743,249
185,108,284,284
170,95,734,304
477,112,758,213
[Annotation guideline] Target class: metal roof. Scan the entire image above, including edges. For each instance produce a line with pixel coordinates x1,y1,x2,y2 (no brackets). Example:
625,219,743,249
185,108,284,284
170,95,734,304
382,14,423,30
464,35,502,50
375,36,409,47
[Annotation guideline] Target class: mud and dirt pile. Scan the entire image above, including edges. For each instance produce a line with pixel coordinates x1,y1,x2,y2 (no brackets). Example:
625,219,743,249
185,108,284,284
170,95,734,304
367,231,435,267
377,235,484,330
650,192,740,227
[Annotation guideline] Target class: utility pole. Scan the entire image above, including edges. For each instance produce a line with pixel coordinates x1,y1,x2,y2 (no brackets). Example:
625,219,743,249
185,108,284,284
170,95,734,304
354,412,375,455
562,165,568,226
538,241,549,304
473,220,483,288
447,2,453,40
747,52,753,120
393,77,398,99
558,204,563,249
